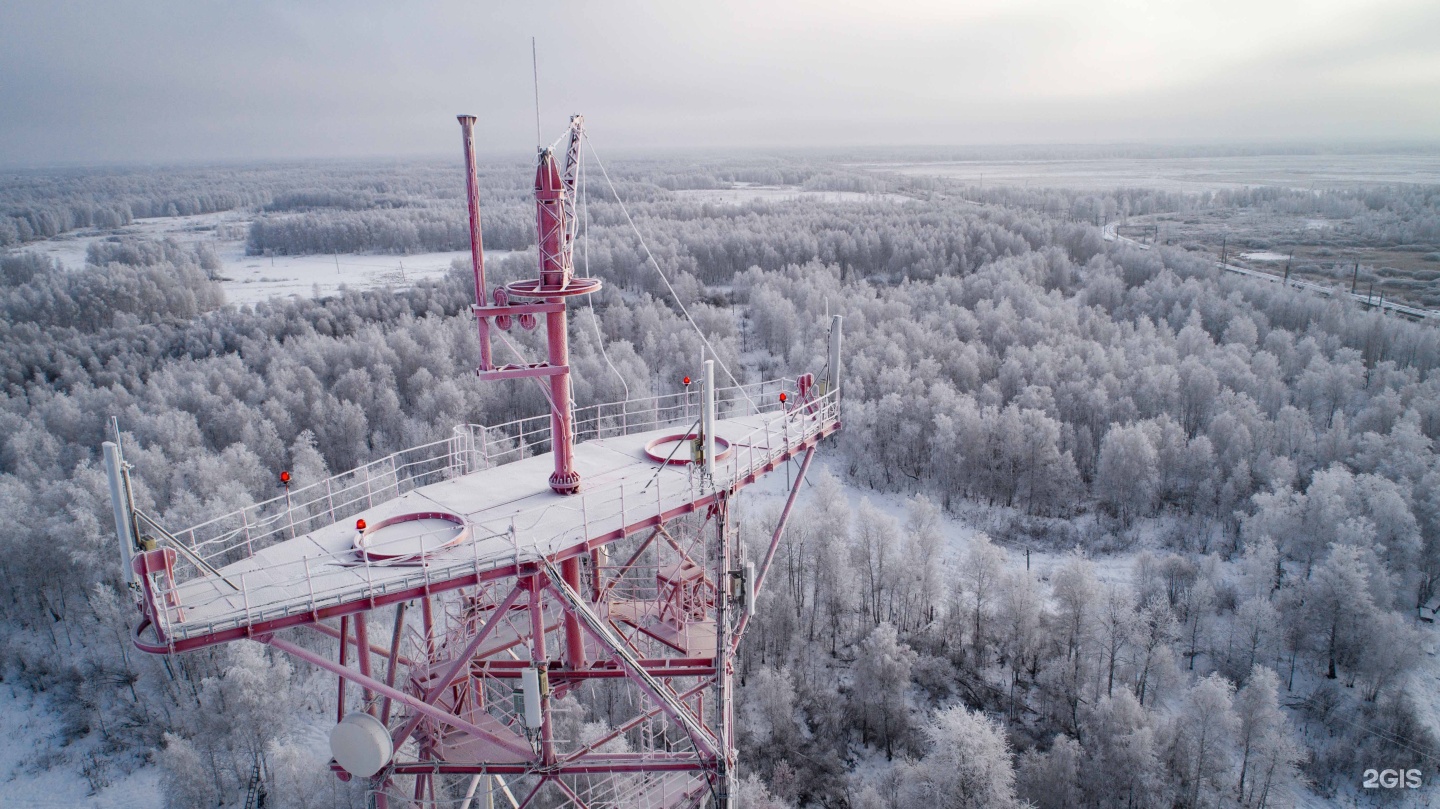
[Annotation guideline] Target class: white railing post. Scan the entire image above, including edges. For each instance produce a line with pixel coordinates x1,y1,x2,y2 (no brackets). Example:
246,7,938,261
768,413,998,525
304,556,316,615
242,508,253,558
784,405,791,454
510,519,520,568
364,542,374,593
242,573,251,626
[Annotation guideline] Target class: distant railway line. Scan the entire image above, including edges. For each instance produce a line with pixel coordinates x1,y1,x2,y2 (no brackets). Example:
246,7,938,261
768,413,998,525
1102,222,1439,323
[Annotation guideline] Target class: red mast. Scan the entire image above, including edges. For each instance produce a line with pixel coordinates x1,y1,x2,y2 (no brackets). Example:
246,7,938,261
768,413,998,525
463,114,598,495
456,115,493,372
532,142,580,493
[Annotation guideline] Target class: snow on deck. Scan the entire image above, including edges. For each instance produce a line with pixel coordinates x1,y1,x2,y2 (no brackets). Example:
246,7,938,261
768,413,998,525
144,402,838,649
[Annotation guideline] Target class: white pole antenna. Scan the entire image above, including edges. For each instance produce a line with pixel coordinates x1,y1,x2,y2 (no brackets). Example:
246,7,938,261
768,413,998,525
531,38,542,150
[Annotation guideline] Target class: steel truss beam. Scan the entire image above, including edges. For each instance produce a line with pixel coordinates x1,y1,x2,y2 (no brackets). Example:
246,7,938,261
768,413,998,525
261,635,534,760
542,560,722,759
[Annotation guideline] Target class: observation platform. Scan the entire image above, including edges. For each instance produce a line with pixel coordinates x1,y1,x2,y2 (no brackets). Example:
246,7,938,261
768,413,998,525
132,383,839,654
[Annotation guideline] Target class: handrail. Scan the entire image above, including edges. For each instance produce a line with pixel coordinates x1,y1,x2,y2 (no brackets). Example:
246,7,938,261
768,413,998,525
169,379,799,568
136,383,839,640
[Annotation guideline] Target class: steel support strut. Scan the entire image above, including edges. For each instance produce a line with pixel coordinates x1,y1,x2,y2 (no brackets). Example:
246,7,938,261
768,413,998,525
713,497,733,808
458,114,493,372
733,445,815,647
262,636,534,759
391,584,527,752
528,571,557,765
542,560,721,759
380,602,406,725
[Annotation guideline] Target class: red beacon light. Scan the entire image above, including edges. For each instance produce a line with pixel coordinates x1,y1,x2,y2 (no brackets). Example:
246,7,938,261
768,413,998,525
778,392,787,403
683,376,691,387
356,518,367,531
279,470,291,485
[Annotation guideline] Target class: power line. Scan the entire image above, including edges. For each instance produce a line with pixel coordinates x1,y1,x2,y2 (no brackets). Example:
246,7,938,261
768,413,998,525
586,140,757,412
576,135,631,404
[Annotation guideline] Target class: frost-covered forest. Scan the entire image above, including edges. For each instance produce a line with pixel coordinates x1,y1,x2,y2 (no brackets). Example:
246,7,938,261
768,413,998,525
2,153,1439,807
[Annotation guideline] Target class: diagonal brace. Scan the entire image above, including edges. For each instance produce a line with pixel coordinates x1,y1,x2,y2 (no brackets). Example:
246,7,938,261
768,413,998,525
560,680,711,766
261,635,534,760
733,445,814,647
542,560,721,759
392,583,526,749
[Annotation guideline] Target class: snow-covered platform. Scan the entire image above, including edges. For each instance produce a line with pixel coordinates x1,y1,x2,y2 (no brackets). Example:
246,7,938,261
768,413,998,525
132,386,839,653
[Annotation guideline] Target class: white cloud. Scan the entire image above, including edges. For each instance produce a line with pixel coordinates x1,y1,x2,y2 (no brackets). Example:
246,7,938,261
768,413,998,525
0,0,1436,165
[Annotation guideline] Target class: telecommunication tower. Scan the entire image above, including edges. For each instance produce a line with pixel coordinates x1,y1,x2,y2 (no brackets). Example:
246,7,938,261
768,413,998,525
109,113,842,808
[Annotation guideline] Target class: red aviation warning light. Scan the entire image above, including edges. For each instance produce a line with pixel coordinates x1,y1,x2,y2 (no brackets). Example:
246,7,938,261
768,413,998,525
279,470,291,486
356,519,367,531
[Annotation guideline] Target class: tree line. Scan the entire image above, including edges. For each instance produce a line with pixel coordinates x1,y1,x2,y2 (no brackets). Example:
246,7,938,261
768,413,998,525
0,154,1437,806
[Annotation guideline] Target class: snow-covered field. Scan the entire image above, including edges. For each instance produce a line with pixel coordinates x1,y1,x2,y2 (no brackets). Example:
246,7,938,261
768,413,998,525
0,685,161,808
19,211,502,305
21,210,246,271
674,185,914,205
862,154,1440,192
1239,251,1290,261
217,246,487,305
740,455,1136,589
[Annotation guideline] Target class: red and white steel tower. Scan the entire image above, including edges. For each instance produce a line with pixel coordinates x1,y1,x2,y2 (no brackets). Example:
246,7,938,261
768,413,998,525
109,113,843,809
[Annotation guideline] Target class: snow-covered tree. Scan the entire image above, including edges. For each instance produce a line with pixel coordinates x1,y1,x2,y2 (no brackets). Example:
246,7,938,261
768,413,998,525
1168,673,1239,809
960,532,1005,659
851,622,916,760
1234,666,1304,809
895,706,1022,809
1096,423,1157,525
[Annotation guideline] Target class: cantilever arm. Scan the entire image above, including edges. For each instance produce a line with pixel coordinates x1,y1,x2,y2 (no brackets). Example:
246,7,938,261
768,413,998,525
134,509,240,591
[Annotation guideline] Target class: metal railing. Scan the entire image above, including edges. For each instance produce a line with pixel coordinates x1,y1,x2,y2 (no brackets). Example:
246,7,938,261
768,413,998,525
138,382,839,643
164,379,795,573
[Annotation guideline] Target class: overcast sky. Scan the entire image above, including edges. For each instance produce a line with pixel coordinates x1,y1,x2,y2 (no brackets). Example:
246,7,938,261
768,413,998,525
2,0,1438,167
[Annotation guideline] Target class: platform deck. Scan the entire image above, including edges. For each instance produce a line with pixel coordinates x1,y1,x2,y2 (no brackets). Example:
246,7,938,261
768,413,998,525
140,402,838,651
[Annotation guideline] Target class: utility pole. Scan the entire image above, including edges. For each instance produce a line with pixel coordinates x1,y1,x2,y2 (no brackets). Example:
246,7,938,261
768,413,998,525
1351,262,1360,294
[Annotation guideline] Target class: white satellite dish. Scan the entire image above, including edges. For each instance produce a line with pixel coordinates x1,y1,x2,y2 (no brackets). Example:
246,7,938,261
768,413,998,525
330,711,394,778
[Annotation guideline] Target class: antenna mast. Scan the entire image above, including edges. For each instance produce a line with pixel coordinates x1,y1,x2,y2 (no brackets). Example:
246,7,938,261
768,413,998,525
532,38,542,149
462,112,597,495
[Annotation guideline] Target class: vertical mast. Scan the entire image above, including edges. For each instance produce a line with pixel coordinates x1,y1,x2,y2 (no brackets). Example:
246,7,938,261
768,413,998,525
458,115,493,372
534,147,581,493
463,113,597,496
